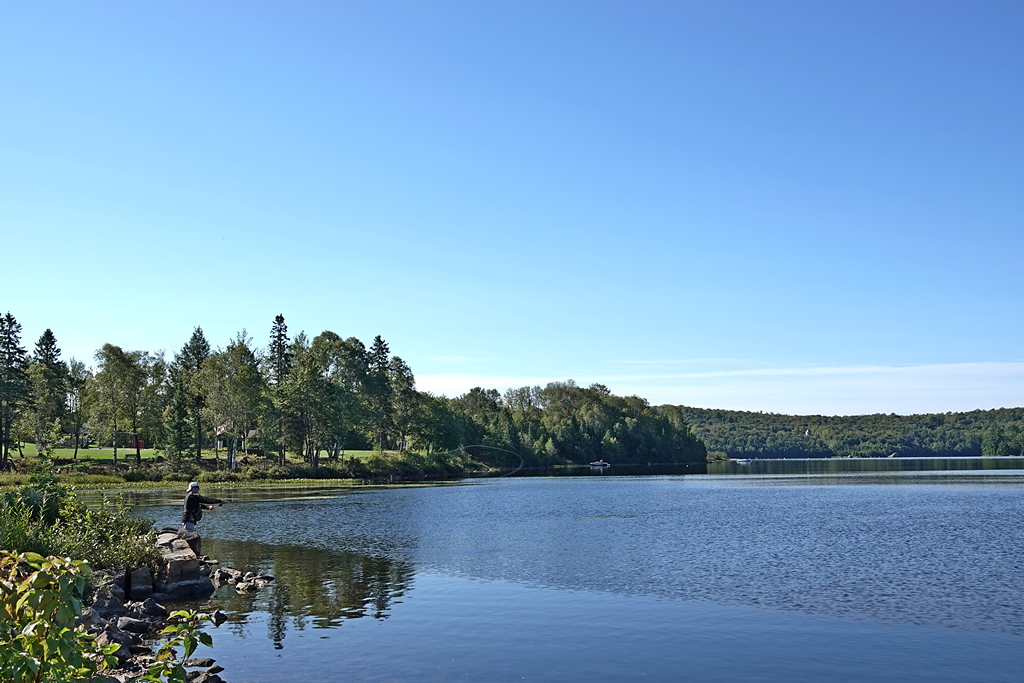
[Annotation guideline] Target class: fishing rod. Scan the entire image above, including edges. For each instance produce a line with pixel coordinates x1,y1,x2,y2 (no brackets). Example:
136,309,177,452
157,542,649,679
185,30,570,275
445,444,526,477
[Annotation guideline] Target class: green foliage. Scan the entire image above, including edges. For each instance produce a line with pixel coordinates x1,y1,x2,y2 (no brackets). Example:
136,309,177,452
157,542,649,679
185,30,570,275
681,406,1024,458
1,457,156,571
423,381,707,467
0,551,119,683
140,610,214,683
0,312,30,468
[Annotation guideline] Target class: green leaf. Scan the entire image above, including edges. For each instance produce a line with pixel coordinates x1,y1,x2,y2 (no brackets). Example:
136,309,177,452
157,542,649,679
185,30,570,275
21,552,46,567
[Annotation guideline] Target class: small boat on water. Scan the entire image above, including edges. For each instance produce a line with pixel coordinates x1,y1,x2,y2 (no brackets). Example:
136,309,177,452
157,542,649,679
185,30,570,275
590,460,610,467
734,459,751,465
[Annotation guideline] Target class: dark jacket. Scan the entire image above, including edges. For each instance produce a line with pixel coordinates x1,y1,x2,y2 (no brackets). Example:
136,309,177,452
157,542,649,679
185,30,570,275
182,491,223,525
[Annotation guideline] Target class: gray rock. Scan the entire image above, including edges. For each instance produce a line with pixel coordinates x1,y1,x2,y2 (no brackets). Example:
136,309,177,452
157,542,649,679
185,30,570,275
206,665,225,674
185,671,223,683
179,529,203,556
126,597,168,618
182,658,216,667
91,595,126,620
157,531,180,546
95,624,133,660
129,567,153,600
116,616,151,634
75,607,107,629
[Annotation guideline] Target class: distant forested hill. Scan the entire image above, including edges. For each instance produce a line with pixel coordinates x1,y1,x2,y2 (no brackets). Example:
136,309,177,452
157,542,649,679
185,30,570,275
677,406,1024,458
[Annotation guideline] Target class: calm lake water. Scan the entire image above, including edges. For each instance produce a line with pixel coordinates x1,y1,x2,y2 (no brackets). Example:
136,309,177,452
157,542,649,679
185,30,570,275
130,469,1024,682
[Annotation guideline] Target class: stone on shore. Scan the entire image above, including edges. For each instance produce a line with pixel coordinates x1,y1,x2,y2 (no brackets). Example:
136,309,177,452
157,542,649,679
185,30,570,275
129,566,154,600
183,658,217,667
127,597,169,619
92,592,127,620
116,616,152,634
153,528,215,599
186,671,225,683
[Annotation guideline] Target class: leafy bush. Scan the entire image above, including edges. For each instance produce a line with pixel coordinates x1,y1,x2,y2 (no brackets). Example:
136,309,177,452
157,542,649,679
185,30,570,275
197,470,243,483
0,551,212,683
140,610,215,683
0,551,118,682
47,498,157,571
1,457,157,571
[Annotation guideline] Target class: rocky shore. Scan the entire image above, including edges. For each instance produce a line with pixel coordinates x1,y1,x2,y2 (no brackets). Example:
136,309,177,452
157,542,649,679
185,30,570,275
78,527,275,683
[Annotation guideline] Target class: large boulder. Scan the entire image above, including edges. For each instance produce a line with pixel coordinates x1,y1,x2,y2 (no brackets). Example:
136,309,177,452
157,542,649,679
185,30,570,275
91,592,127,620
153,529,215,599
116,616,152,634
127,597,169,619
129,567,153,600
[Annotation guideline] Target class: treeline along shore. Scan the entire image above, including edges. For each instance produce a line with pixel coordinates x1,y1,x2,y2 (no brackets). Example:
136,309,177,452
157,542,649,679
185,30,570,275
0,311,706,480
683,406,1024,459
2,309,1021,477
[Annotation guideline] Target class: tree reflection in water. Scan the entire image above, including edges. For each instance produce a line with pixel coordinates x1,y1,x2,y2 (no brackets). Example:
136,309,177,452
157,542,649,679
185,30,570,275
199,538,414,649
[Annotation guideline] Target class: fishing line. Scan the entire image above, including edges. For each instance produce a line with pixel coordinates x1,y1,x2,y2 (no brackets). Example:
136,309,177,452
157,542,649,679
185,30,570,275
443,444,525,477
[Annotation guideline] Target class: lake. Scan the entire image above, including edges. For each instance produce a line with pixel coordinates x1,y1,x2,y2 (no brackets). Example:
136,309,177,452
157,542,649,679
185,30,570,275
131,469,1024,682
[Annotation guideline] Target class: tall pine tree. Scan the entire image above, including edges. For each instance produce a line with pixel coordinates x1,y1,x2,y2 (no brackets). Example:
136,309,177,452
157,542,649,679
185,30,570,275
0,313,29,468
28,329,68,454
266,314,292,465
175,327,210,461
367,335,393,450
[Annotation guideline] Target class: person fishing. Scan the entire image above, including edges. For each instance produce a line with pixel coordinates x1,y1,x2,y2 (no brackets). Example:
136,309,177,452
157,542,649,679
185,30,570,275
182,482,225,532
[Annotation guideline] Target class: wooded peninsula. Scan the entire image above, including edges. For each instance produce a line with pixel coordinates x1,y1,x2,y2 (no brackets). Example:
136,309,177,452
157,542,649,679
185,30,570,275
0,312,706,478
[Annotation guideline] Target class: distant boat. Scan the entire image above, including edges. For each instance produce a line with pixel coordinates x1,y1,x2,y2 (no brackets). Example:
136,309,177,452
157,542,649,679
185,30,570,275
590,460,610,467
734,459,751,465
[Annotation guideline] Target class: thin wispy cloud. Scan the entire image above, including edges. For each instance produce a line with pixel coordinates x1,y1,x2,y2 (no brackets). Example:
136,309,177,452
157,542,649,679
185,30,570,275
609,358,752,365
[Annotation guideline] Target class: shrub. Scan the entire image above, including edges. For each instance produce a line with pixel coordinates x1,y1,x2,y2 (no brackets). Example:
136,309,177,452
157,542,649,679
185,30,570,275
0,551,212,683
197,470,243,483
0,551,118,682
243,466,269,480
1,456,157,572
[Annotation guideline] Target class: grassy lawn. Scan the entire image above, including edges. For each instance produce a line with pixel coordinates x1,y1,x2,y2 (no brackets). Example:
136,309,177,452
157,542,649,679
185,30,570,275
8,444,388,465
0,444,415,490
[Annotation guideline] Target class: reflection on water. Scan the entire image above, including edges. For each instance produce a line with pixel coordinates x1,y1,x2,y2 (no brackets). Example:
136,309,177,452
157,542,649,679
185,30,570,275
710,455,1024,475
199,539,413,648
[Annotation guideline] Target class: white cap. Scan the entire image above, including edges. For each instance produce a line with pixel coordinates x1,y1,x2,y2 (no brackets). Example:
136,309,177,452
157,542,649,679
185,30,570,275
188,482,199,490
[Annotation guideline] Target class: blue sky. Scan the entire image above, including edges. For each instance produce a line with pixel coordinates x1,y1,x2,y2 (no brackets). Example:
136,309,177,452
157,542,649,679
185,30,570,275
2,1,1021,415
